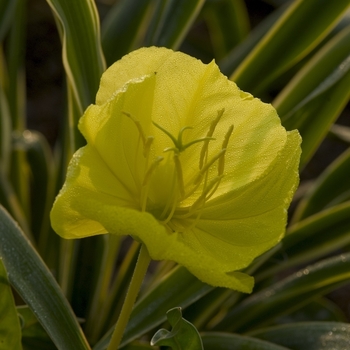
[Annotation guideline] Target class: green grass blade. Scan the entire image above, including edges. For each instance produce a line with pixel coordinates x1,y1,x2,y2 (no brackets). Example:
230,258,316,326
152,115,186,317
0,85,11,174
231,0,350,95
293,147,350,221
0,0,18,42
219,3,288,76
273,27,350,166
0,205,91,350
145,0,204,49
18,306,57,350
45,0,105,112
101,0,151,65
249,322,350,350
5,0,29,215
203,0,250,60
330,123,350,143
0,259,22,350
214,253,350,332
202,332,290,350
274,26,350,117
257,201,350,280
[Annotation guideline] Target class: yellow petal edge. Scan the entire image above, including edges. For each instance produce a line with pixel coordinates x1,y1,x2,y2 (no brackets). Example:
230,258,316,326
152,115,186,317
51,47,301,293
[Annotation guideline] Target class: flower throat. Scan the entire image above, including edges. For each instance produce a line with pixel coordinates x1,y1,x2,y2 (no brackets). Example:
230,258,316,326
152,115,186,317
124,109,233,232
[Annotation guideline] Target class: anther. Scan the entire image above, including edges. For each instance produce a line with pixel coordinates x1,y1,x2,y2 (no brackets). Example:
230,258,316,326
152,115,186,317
143,136,154,158
193,149,226,185
218,124,234,176
189,175,224,214
199,108,225,169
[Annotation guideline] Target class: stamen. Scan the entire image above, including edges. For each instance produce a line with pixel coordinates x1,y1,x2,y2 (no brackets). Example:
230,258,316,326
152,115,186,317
159,194,178,225
141,156,163,212
218,124,234,176
178,175,224,218
199,109,225,169
193,149,226,185
123,112,146,146
173,154,185,198
143,136,154,158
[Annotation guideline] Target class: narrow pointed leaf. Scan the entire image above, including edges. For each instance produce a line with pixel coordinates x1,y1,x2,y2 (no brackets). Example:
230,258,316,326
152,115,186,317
0,205,91,350
257,201,350,280
220,4,288,76
231,0,350,95
101,0,151,65
215,253,350,332
145,0,204,49
17,306,56,350
0,0,18,41
0,259,22,350
273,27,350,165
45,0,105,112
202,332,290,350
330,123,350,143
293,148,350,221
203,0,250,59
249,322,350,350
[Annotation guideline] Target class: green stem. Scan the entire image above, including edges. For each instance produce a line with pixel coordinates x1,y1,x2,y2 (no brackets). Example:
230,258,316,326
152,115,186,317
107,244,151,350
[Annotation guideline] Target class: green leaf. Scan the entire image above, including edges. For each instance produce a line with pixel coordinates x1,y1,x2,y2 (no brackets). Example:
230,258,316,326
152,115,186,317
256,201,350,280
275,298,347,324
249,322,350,349
145,0,204,49
231,0,350,95
219,3,288,76
101,0,151,65
0,80,12,174
214,253,350,332
330,123,350,143
15,131,55,244
17,306,56,350
0,0,18,41
274,26,350,118
202,332,290,350
0,205,91,350
0,170,32,240
203,0,250,60
0,259,22,350
45,0,105,112
123,343,155,350
151,307,203,350
293,148,350,221
93,266,212,349
274,26,350,165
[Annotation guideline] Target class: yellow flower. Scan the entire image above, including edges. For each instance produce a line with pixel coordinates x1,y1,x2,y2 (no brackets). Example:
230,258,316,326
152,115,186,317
51,47,301,293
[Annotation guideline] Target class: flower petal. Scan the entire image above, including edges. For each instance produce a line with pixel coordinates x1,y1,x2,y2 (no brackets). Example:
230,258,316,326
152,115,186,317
192,130,301,265
79,73,157,203
50,144,139,238
96,47,288,200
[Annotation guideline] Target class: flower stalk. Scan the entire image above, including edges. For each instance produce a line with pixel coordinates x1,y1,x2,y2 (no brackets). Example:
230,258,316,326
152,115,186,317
107,244,151,350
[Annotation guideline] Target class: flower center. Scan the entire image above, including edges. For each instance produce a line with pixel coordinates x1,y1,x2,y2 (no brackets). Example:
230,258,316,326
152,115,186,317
124,109,233,232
